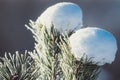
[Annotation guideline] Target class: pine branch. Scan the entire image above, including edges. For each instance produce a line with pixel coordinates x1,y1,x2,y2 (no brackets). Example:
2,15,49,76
0,51,39,80
26,21,63,80
26,20,100,80
58,35,100,80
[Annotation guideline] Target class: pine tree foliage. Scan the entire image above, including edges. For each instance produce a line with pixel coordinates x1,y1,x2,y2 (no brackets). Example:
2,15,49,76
26,20,100,80
58,36,100,80
0,51,39,80
26,21,63,80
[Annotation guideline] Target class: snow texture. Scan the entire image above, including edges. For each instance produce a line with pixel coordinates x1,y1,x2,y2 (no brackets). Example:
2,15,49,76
70,27,117,65
36,2,83,33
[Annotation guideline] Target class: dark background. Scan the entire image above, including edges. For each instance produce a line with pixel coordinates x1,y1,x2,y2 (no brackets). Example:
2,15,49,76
0,0,120,80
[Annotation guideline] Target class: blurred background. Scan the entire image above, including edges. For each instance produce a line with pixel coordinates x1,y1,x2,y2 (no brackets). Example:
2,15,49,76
0,0,120,80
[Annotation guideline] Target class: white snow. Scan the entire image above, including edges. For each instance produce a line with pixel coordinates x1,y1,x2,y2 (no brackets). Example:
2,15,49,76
36,2,83,33
70,27,117,65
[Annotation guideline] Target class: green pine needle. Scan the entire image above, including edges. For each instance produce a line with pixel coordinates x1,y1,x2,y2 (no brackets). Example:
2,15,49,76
26,20,100,80
0,51,39,80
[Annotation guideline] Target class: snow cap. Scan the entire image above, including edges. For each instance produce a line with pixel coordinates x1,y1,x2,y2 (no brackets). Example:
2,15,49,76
70,27,117,65
36,2,83,34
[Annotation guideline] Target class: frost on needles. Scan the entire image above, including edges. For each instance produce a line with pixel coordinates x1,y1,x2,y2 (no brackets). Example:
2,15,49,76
0,2,118,80
26,22,100,80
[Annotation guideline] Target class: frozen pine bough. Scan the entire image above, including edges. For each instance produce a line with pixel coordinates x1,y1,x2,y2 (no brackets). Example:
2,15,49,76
0,1,116,80
26,2,118,80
